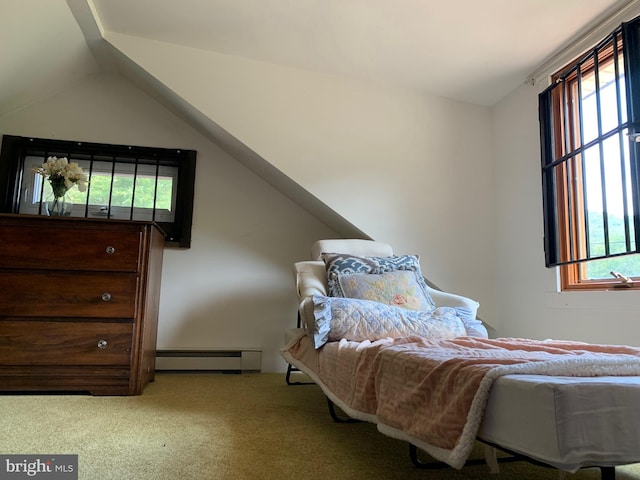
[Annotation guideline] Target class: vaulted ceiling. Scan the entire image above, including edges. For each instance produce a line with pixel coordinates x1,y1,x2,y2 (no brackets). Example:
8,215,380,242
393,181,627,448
1,0,633,119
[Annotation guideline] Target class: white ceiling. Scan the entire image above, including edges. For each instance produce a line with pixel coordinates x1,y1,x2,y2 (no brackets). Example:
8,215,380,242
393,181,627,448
0,0,634,117
90,0,629,105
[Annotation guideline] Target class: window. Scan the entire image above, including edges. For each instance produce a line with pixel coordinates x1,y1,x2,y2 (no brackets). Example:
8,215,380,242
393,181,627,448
0,135,196,248
539,15,640,290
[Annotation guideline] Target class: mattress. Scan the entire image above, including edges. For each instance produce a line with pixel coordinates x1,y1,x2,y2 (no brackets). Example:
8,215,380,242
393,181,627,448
282,330,640,473
479,374,640,472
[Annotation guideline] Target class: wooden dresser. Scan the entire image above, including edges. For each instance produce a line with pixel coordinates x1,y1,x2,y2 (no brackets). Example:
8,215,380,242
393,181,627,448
0,214,164,395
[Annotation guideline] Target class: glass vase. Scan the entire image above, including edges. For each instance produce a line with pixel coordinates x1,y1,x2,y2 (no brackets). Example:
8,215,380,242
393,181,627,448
46,193,73,217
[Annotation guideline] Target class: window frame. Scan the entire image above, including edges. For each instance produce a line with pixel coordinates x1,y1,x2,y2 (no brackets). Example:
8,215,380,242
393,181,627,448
0,135,196,248
539,16,640,290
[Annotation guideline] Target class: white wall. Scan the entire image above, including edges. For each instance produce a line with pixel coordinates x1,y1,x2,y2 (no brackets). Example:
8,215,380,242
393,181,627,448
1,30,503,372
6,20,633,368
492,83,640,346
104,32,498,326
0,73,341,371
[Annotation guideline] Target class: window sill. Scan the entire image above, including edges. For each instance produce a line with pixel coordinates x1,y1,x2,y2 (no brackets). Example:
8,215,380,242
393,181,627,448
562,281,640,292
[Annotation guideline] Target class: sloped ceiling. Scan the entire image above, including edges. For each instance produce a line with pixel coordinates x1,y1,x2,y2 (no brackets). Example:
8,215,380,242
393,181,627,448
0,0,634,119
90,0,630,106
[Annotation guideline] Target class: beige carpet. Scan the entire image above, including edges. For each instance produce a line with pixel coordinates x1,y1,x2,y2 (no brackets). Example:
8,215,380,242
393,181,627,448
1,372,639,480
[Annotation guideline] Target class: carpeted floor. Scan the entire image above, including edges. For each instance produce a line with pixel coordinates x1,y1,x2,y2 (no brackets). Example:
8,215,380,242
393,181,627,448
1,372,639,480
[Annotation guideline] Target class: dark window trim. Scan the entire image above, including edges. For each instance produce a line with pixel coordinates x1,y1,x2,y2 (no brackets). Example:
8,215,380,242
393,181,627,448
539,16,640,270
0,135,196,248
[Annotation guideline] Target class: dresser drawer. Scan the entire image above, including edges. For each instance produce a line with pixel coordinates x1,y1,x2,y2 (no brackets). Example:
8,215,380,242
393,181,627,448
0,225,141,272
0,272,137,318
0,320,133,366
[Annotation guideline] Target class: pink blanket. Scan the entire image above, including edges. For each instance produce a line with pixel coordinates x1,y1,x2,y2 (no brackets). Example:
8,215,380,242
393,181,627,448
282,334,640,469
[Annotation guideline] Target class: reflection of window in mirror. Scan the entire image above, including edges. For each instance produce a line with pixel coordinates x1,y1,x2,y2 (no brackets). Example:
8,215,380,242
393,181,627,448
21,156,179,223
0,135,196,248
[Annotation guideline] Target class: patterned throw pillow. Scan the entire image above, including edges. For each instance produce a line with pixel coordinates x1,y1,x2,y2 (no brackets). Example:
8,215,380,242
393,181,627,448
321,253,435,311
336,270,432,311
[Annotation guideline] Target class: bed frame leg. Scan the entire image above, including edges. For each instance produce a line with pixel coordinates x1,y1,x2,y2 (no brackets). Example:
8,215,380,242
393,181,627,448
326,398,360,423
410,443,617,479
484,445,500,474
600,466,615,480
285,313,315,385
409,444,447,469
409,444,498,470
285,364,313,385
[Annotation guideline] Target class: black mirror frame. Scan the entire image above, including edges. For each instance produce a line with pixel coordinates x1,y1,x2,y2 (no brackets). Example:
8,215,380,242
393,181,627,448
0,135,196,248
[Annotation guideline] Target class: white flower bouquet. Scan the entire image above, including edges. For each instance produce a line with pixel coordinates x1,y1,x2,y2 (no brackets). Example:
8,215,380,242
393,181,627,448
34,156,88,198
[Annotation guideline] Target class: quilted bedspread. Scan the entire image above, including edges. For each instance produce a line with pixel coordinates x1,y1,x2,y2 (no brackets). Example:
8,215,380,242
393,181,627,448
282,333,640,469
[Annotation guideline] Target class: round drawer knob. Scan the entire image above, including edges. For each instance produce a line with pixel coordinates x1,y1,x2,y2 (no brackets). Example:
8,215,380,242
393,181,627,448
106,246,116,254
101,292,112,302
97,340,108,349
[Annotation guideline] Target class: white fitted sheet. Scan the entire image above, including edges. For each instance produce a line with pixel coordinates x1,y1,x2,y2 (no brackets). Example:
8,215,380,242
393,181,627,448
478,374,640,472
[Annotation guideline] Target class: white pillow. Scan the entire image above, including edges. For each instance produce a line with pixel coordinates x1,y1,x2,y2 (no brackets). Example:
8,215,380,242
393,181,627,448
308,295,467,349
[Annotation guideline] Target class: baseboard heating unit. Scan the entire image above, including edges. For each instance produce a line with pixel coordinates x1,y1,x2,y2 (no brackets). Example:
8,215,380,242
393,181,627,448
155,349,262,373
